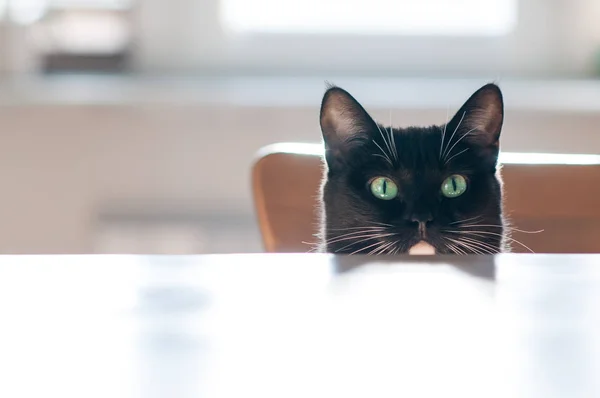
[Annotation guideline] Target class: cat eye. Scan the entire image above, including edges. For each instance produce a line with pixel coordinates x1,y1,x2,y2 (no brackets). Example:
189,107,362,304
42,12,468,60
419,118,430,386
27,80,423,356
370,177,398,200
441,175,468,198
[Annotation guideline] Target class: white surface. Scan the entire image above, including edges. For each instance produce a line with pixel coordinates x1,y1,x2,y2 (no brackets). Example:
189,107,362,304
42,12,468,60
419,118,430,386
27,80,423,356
0,254,599,397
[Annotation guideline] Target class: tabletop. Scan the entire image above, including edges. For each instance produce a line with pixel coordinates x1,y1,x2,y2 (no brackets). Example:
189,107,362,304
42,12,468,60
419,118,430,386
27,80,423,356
0,254,599,398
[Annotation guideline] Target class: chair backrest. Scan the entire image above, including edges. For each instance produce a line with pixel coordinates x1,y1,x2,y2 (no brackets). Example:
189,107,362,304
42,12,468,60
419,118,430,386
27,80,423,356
252,143,600,253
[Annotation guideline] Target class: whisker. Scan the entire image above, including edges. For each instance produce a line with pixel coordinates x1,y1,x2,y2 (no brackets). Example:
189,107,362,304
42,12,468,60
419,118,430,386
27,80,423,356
443,127,477,162
327,231,394,246
349,240,390,255
323,231,387,245
457,224,544,234
387,115,399,162
390,240,400,256
325,228,386,237
375,122,395,165
442,239,458,254
334,233,397,252
459,235,501,251
364,221,395,227
370,240,396,255
442,111,465,160
372,142,394,166
446,242,462,255
452,237,491,255
454,236,500,254
327,226,388,231
447,245,459,255
446,230,535,253
302,241,320,253
365,221,394,227
445,236,479,254
365,241,389,255
372,153,394,166
443,238,468,254
439,105,450,160
444,148,469,165
449,215,484,225
388,125,396,161
391,130,398,161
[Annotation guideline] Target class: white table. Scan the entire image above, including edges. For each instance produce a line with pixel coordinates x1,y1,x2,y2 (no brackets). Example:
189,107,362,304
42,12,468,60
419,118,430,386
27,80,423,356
0,254,599,398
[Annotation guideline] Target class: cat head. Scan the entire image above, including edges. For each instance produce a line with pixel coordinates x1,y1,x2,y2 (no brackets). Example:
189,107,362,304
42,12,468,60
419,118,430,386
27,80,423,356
319,83,505,255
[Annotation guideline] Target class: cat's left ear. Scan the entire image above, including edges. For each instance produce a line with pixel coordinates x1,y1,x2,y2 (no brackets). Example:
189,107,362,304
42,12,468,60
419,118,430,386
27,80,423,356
319,85,378,163
446,83,504,150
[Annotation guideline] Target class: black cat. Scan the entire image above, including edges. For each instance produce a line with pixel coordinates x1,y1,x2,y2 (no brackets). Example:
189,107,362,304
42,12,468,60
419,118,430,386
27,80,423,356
318,83,506,255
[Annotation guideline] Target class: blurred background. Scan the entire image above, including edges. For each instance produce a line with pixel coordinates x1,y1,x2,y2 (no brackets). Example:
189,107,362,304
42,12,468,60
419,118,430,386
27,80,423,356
0,0,599,254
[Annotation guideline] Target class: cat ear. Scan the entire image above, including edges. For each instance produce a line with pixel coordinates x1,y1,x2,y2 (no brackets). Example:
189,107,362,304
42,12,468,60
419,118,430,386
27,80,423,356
320,85,378,153
446,83,504,149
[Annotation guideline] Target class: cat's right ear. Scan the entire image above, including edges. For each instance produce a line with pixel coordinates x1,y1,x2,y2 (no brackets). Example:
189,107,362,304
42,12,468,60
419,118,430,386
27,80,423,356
320,85,377,164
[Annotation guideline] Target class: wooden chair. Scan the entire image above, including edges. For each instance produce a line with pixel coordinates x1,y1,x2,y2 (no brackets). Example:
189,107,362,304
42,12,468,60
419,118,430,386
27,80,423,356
252,143,600,253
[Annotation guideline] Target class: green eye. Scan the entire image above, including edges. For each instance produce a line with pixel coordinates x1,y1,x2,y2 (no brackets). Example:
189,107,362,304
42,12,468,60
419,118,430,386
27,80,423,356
441,174,467,198
370,177,398,200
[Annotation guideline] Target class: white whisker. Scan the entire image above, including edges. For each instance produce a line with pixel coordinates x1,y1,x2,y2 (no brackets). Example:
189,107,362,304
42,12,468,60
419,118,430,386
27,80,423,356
327,226,387,231
388,125,398,161
449,215,484,225
443,127,477,162
334,233,397,252
365,221,395,227
447,236,490,254
370,240,396,255
349,240,390,255
445,244,458,255
365,242,388,255
446,230,534,253
327,231,393,246
444,147,469,165
388,240,400,254
444,237,473,254
373,153,394,165
375,122,395,164
439,104,450,160
372,140,394,166
388,111,399,161
454,236,500,254
442,111,465,160
458,224,544,234
444,238,467,254
445,242,461,255
324,229,387,244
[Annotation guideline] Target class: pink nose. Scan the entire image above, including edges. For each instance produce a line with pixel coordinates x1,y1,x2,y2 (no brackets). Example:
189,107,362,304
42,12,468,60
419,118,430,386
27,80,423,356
409,241,436,255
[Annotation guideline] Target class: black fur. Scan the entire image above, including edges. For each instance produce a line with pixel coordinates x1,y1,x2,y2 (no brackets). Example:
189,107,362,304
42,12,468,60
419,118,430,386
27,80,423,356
318,83,506,254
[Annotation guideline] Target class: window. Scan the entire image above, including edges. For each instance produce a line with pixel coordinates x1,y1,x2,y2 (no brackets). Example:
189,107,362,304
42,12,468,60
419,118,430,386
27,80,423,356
221,0,517,36
202,0,596,78
204,0,532,77
3,0,598,77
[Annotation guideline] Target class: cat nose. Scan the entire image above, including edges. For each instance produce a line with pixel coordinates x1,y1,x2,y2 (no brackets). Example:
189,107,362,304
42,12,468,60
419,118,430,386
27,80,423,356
417,221,428,237
408,214,433,238
409,214,433,224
